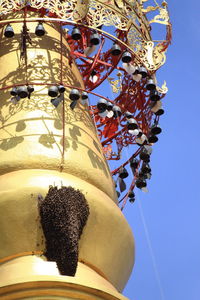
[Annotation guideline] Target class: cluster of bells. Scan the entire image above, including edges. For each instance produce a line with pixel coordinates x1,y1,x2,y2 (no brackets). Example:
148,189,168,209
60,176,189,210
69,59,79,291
96,98,162,144
10,85,89,109
125,112,162,145
10,85,34,103
71,27,101,46
48,86,88,109
97,79,163,118
97,98,122,119
116,145,153,203
4,22,46,38
71,29,159,93
123,64,165,115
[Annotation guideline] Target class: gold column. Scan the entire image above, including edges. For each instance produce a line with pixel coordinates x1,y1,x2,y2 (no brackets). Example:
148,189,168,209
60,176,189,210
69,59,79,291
0,11,134,300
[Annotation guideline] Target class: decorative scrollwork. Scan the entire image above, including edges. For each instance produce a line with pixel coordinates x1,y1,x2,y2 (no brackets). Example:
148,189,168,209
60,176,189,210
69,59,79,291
0,0,171,71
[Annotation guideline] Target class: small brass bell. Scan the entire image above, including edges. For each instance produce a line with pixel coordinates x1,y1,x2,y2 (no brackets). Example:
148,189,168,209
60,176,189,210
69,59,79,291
122,51,132,63
111,44,122,56
151,124,162,135
71,27,81,40
107,102,113,111
141,163,151,174
97,98,108,112
155,108,164,116
17,86,28,98
113,105,122,118
48,86,59,98
140,145,152,162
139,67,148,78
35,23,45,37
148,135,158,143
146,79,156,91
69,89,81,101
150,90,160,101
82,91,88,100
58,85,66,94
125,111,132,119
4,24,14,38
130,158,139,170
10,87,18,96
127,118,138,130
136,178,147,189
119,167,129,179
90,32,100,45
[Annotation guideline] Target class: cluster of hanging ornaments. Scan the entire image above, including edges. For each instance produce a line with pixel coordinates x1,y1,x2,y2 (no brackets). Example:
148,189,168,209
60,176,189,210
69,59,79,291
3,13,167,209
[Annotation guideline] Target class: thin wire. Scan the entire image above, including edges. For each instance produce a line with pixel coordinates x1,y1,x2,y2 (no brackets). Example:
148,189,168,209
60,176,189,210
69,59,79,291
123,142,166,300
135,189,166,300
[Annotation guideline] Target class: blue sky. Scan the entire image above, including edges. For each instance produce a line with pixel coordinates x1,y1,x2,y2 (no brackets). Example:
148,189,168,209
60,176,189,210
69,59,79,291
123,1,200,300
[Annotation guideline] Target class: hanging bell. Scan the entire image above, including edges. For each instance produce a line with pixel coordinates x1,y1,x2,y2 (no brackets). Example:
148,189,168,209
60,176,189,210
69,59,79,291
140,171,151,180
128,191,135,203
113,105,122,118
140,145,152,162
97,98,108,112
125,111,132,119
69,89,81,101
151,124,162,135
139,171,147,179
122,51,132,63
71,27,81,40
155,108,164,116
27,86,34,94
139,66,148,78
127,118,138,130
111,44,122,56
48,86,59,98
146,78,156,91
130,158,139,170
4,24,14,38
51,97,61,108
135,134,147,146
35,23,45,37
10,87,18,96
107,102,113,111
81,91,88,100
128,191,135,198
90,32,100,45
150,100,164,116
150,90,160,101
148,135,158,143
141,162,151,174
58,85,66,94
133,66,139,75
119,167,129,179
17,86,28,98
136,178,147,189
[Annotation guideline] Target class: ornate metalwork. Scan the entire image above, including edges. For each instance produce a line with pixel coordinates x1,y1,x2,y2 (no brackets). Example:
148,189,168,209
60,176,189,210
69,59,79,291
0,0,171,71
0,0,171,207
107,72,122,94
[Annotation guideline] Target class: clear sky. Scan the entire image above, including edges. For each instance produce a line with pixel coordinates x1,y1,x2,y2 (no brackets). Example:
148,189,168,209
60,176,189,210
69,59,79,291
123,1,200,300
